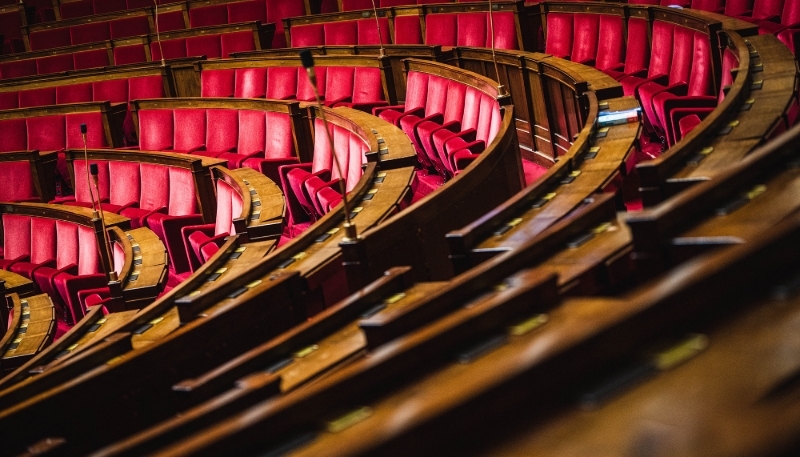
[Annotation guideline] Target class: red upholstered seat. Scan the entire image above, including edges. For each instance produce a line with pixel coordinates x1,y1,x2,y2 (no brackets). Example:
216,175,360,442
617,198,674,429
601,17,650,81
201,69,237,97
73,49,110,70
266,0,306,48
181,179,242,271
189,4,228,28
71,22,111,45
0,214,32,271
1,215,105,324
0,60,38,80
393,14,422,44
235,67,268,98
0,159,37,202
291,23,325,47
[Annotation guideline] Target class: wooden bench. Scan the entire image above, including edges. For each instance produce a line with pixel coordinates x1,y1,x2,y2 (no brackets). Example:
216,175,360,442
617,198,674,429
0,293,55,374
0,105,417,454
142,188,800,456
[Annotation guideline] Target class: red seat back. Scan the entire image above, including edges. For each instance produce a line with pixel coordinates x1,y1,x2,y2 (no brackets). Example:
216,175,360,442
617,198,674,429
0,161,36,202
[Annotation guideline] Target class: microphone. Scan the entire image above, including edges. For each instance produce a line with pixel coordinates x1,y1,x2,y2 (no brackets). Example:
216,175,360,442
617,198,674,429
153,0,165,67
299,50,358,241
488,0,507,97
87,142,118,282
369,0,385,58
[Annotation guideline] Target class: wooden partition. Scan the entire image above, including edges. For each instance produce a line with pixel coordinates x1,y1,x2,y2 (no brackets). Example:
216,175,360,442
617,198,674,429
163,204,800,456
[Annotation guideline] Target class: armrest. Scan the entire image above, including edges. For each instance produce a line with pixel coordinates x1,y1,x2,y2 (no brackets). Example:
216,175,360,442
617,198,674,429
50,196,76,204
181,144,206,154
243,157,300,187
324,95,351,106
53,273,108,325
442,128,478,152
577,58,596,66
344,101,389,112
181,223,216,272
0,255,29,270
453,151,481,171
152,214,206,275
372,104,405,116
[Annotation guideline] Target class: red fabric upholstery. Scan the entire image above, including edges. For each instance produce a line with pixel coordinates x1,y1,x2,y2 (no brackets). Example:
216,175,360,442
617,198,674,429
393,14,422,44
291,23,325,47
19,88,55,108
36,55,74,75
0,119,27,152
571,14,600,65
266,67,298,99
0,60,38,79
189,4,228,28
28,28,71,51
71,22,111,45
235,68,268,98
0,214,31,270
113,44,148,65
691,0,725,12
201,69,236,97
0,160,37,202
266,0,306,48
73,49,110,70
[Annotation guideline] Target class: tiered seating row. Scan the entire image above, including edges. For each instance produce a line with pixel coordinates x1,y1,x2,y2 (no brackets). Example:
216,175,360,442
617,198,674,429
196,54,396,113
0,151,57,203
0,204,128,324
0,22,271,80
284,1,533,51
131,98,308,182
59,149,221,280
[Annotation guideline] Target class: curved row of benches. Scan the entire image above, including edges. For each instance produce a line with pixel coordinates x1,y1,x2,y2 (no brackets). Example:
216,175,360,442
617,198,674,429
0,0,798,454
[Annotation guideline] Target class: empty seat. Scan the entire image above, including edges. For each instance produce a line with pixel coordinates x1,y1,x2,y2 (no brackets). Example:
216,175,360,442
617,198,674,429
279,118,367,235
181,178,243,271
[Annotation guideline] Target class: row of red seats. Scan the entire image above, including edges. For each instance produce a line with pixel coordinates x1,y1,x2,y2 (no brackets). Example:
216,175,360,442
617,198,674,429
280,117,368,236
0,74,163,110
27,8,183,52
59,157,202,277
0,108,109,152
58,0,185,20
136,105,298,182
0,25,259,80
289,11,519,49
183,177,242,271
200,65,387,111
0,213,107,324
376,70,502,179
629,0,799,55
546,13,715,146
